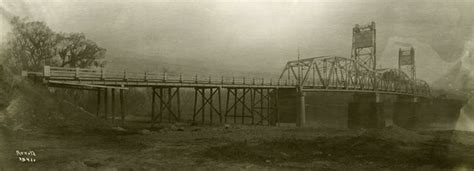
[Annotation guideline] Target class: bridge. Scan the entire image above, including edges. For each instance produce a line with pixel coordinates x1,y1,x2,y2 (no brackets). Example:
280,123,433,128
24,22,449,129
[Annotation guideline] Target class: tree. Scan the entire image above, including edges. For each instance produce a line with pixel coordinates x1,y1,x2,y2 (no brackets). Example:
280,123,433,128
4,17,57,72
56,33,106,68
3,17,107,72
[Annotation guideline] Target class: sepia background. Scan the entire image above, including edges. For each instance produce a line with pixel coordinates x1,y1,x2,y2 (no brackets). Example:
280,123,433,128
1,0,474,169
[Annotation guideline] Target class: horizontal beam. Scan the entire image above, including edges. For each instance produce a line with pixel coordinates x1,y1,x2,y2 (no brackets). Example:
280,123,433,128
48,81,129,90
301,88,429,98
46,80,292,89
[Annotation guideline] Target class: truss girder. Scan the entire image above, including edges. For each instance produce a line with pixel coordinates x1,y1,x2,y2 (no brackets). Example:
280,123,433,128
279,56,431,96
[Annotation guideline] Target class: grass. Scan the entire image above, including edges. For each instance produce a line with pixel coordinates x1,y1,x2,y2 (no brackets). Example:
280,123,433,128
201,135,474,168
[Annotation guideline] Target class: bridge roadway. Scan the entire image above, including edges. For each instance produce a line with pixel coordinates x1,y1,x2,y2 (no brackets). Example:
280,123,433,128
26,63,430,97
23,59,433,128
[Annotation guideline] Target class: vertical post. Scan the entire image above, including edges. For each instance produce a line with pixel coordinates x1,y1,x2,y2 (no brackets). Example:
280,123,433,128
112,89,115,123
287,67,290,81
250,88,255,124
233,89,238,123
75,68,80,79
120,89,125,126
168,88,172,123
225,88,230,123
275,89,280,126
297,88,306,127
151,88,155,123
177,88,181,121
104,89,108,120
179,73,183,83
201,88,205,123
159,88,163,122
297,46,301,85
266,89,271,125
123,71,127,81
44,66,51,78
398,48,401,72
412,47,416,80
193,88,198,122
218,87,222,123
312,64,316,87
96,88,101,117
372,21,376,71
241,88,246,124
163,72,167,83
260,89,264,124
210,88,213,124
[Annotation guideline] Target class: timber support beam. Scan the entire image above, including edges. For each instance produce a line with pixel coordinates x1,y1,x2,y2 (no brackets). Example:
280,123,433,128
96,87,127,126
150,87,181,127
193,87,222,124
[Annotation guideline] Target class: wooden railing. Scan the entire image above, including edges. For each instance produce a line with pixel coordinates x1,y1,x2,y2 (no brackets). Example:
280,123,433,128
21,66,431,96
40,66,295,86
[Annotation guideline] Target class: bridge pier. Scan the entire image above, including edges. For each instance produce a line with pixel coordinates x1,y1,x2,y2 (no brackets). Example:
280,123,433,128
297,91,305,127
393,96,419,129
348,93,385,129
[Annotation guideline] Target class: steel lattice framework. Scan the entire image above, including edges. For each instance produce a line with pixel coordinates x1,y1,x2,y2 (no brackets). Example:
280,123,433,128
352,22,377,70
278,56,431,96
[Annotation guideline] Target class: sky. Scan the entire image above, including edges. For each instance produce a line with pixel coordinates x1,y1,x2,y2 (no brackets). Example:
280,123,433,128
0,0,473,81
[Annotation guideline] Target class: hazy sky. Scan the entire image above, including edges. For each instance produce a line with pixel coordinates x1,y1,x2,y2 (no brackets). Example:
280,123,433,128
0,0,473,79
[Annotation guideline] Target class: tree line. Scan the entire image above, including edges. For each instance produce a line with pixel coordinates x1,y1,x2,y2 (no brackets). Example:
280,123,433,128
1,16,106,73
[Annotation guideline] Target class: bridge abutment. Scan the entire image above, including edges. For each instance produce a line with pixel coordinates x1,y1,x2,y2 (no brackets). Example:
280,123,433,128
348,93,385,129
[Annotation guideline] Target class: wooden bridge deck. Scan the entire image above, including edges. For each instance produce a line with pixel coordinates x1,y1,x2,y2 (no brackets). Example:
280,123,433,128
23,66,430,97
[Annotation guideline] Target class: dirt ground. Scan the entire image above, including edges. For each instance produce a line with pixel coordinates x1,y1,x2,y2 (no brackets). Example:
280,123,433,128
1,122,474,170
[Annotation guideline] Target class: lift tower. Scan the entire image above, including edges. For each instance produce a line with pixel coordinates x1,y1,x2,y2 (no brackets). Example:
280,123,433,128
352,22,376,70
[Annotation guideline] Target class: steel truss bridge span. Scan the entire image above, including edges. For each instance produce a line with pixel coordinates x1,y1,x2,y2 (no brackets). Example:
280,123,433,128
279,56,431,97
